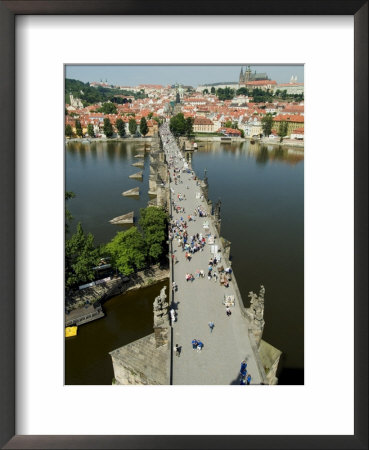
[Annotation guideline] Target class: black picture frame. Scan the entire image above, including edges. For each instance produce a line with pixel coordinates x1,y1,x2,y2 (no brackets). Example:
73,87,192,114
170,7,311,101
0,1,367,448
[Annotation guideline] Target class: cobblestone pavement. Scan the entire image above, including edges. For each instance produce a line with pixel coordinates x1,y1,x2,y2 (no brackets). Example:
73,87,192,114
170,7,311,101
160,125,262,385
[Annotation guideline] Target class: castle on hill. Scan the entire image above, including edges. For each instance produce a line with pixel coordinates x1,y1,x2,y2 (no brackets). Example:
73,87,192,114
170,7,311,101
239,66,270,84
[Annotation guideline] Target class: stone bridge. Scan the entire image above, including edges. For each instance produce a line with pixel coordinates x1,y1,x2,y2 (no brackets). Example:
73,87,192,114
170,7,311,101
110,125,281,385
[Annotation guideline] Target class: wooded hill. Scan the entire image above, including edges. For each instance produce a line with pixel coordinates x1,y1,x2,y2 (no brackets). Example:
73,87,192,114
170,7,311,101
65,78,147,106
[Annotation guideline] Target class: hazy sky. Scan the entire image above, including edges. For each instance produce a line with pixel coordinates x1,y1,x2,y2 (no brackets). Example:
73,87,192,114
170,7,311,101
65,65,304,87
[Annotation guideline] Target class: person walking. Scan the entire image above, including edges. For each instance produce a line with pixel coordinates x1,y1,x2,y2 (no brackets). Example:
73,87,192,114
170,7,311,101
226,307,232,317
192,339,198,350
208,321,215,333
175,344,181,357
246,374,251,385
197,340,204,352
240,360,247,375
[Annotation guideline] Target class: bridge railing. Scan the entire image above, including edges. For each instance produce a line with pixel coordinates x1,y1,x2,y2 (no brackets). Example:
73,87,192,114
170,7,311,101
248,330,268,384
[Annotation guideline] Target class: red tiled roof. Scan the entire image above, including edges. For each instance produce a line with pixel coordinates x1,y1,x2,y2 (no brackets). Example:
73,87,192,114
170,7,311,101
273,114,304,123
245,80,277,86
194,117,213,125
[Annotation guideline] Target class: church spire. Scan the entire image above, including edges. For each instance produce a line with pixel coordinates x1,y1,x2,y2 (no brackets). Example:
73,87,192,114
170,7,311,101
239,66,244,83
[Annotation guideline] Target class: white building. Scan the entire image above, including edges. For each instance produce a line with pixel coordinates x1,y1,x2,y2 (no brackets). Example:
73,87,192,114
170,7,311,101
274,76,304,95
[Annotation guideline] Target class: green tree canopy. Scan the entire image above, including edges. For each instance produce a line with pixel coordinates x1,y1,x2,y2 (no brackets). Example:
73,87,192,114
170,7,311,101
65,78,147,105
139,207,168,261
98,102,117,114
115,118,126,137
236,87,249,96
65,191,75,234
210,87,216,94
65,223,99,289
202,89,209,94
216,87,235,101
129,118,137,135
169,113,187,136
65,124,73,138
104,227,146,275
103,118,114,138
87,123,95,138
185,117,194,137
261,113,274,136
278,121,288,142
140,117,149,137
75,120,83,137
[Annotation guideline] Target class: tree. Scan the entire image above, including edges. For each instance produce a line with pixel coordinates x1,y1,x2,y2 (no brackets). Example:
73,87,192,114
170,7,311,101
115,118,126,137
97,102,117,114
147,112,153,119
202,89,209,95
210,87,216,94
65,223,99,289
185,117,194,137
103,118,114,137
75,120,83,137
261,113,274,137
281,90,287,100
140,117,149,137
224,120,233,128
65,124,73,138
278,121,288,142
240,129,245,138
216,87,235,101
65,191,75,234
129,118,137,135
104,227,146,276
139,207,168,261
87,123,95,138
169,113,187,136
236,87,249,96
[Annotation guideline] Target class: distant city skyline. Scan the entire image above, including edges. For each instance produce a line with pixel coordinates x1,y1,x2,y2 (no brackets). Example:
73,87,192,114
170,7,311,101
65,65,304,88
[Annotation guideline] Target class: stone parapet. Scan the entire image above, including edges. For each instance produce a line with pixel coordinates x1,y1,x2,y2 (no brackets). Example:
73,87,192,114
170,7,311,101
259,340,282,385
110,333,170,385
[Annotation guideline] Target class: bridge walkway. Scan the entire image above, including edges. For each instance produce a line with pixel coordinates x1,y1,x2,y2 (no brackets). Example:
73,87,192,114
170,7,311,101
161,125,262,385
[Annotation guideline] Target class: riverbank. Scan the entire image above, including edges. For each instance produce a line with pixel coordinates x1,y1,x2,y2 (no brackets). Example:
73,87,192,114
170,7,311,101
66,137,157,143
65,264,169,317
181,135,304,149
259,138,304,148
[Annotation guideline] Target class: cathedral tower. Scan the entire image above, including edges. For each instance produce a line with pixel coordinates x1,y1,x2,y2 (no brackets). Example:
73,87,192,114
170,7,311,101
239,67,244,84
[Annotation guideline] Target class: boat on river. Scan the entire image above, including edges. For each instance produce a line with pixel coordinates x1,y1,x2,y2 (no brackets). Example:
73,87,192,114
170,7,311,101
65,326,78,338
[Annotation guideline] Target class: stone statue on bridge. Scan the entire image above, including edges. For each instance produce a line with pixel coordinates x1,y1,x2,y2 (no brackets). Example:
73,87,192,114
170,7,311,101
247,285,265,327
214,198,222,234
153,286,169,328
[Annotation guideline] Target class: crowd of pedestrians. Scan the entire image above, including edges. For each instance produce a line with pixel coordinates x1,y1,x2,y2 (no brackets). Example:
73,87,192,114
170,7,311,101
160,123,253,385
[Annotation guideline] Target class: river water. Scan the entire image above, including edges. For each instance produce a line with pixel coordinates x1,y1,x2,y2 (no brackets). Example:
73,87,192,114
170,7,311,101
65,139,304,385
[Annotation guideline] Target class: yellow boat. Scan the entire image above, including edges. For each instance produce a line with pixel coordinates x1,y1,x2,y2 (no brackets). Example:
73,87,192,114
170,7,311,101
65,326,78,338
